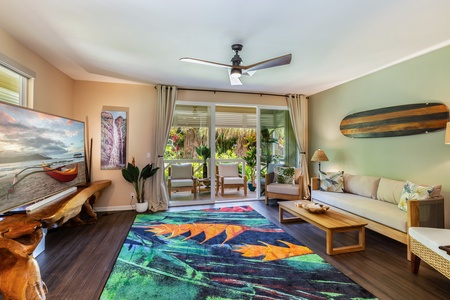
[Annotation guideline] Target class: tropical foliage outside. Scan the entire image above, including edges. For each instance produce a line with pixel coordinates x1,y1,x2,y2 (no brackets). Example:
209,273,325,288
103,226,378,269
164,127,285,180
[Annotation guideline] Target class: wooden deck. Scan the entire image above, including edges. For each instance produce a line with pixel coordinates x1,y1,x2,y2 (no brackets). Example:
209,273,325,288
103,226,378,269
170,187,259,202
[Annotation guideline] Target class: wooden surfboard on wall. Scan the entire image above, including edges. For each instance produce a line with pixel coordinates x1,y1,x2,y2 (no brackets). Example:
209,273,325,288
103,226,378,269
340,103,449,138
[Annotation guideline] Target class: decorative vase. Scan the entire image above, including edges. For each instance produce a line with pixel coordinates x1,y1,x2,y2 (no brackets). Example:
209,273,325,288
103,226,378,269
135,201,148,213
202,163,208,179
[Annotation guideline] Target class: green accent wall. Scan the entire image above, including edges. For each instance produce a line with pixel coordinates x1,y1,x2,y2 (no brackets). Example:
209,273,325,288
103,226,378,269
309,45,450,228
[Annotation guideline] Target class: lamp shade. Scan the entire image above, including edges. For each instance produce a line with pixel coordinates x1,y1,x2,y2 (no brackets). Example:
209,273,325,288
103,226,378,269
311,149,329,162
445,122,450,144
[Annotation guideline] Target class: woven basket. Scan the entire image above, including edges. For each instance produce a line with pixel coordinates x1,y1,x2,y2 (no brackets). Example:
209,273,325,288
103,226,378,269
410,237,450,280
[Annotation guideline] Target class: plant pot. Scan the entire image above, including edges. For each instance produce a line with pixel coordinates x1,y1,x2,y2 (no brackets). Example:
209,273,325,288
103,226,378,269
135,201,148,213
247,182,256,192
202,163,208,179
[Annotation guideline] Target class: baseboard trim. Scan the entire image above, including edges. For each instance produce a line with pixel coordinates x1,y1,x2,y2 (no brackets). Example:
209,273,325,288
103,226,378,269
95,205,135,212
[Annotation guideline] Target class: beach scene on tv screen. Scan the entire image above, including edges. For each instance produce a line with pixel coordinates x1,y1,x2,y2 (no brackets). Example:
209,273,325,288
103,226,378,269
0,102,86,214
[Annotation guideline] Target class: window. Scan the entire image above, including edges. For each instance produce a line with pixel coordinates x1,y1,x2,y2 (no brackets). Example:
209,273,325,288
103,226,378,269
0,53,35,106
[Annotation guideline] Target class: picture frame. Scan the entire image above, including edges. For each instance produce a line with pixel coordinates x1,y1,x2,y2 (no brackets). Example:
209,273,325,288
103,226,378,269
100,106,128,170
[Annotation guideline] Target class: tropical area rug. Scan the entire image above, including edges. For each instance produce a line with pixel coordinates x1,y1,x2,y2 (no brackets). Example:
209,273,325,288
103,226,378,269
100,206,377,300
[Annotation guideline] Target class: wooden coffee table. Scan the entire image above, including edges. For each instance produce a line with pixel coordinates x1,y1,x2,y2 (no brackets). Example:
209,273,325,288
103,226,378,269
279,200,367,255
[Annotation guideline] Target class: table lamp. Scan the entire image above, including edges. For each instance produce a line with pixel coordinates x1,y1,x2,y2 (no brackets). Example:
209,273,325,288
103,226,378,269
311,149,329,172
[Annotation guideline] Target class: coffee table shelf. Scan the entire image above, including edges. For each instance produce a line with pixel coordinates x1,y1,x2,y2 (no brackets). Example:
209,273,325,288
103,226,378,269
279,200,367,255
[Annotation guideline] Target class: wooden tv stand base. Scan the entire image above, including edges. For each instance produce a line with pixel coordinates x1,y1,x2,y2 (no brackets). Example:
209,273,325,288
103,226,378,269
279,200,367,255
0,180,111,300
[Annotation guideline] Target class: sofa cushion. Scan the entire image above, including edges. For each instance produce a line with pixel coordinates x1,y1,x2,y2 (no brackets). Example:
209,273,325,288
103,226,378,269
276,167,295,184
319,171,344,192
294,167,302,184
398,181,433,211
422,184,442,198
171,164,192,179
376,178,405,204
170,179,194,188
344,174,380,199
312,190,407,232
223,177,244,185
219,163,239,177
267,183,300,196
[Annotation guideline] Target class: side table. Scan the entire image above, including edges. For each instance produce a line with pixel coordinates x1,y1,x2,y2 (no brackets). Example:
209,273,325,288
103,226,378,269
197,178,211,194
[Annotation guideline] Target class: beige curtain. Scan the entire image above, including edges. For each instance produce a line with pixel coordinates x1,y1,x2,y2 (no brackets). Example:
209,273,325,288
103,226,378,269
150,85,177,211
286,94,310,199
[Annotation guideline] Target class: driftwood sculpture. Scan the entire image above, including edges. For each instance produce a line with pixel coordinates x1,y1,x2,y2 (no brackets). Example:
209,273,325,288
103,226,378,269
0,180,111,300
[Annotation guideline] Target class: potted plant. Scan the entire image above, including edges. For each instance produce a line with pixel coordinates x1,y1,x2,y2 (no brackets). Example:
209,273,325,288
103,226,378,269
243,136,257,191
122,157,159,212
195,145,211,178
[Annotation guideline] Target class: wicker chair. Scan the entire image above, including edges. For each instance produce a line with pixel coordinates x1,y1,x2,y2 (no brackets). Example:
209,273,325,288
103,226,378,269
409,227,450,280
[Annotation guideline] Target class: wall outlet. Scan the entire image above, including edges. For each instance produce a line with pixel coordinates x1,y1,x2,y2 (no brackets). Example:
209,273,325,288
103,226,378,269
131,192,135,199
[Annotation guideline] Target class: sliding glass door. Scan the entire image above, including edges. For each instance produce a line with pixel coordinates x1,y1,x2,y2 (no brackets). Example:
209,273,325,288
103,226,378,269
164,104,297,206
259,108,298,195
165,104,212,205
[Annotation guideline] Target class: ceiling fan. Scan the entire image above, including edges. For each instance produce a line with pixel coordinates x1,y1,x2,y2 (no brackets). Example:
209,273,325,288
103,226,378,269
180,44,292,85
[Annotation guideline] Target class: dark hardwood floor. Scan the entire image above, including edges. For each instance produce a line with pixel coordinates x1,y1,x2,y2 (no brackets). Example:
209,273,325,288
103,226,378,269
29,200,450,300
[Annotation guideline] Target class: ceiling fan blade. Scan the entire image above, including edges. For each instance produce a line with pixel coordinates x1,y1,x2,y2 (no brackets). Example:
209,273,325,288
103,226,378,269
180,57,232,69
244,54,292,72
242,70,256,77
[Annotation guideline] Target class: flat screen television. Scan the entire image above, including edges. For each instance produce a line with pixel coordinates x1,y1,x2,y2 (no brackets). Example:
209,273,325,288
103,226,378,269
0,102,86,214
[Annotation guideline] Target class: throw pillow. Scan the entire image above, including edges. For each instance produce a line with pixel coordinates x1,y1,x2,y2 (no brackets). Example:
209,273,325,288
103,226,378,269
272,164,286,183
398,181,434,211
294,167,303,184
319,171,344,192
276,167,295,184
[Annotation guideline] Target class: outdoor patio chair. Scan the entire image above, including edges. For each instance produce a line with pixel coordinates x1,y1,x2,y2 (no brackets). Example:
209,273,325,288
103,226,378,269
167,164,197,197
215,163,247,196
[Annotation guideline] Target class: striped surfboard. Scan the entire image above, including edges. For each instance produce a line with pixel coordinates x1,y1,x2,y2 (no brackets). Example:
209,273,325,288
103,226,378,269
340,103,449,138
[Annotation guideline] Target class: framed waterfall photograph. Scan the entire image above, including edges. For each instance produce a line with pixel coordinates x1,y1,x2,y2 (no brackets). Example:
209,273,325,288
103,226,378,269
100,106,128,170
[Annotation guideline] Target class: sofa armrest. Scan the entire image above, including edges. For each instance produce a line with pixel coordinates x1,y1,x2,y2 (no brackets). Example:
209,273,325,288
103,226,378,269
297,175,303,198
265,172,274,186
311,177,319,191
407,197,445,228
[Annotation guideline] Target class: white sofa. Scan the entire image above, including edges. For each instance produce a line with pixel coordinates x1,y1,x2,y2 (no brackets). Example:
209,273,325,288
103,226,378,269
311,173,445,259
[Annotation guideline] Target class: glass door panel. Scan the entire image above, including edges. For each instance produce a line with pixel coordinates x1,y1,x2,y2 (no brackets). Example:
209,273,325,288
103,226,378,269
165,104,212,204
214,105,258,201
259,109,297,196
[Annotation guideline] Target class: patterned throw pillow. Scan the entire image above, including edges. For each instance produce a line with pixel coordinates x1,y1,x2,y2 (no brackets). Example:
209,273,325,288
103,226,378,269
398,181,433,211
276,167,295,184
319,171,344,192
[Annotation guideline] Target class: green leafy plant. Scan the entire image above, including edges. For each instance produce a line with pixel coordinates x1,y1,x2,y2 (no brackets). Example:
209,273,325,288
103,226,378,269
195,145,211,178
243,136,257,185
195,145,211,164
122,157,159,203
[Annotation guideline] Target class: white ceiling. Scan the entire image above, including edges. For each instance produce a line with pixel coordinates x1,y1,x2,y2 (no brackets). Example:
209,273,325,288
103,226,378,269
1,0,450,96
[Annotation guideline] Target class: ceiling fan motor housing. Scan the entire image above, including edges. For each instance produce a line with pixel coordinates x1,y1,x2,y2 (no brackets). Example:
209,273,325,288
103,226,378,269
231,44,243,67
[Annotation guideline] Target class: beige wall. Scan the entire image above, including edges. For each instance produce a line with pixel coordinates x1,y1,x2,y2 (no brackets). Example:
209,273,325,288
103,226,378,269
0,28,74,117
73,81,156,210
309,45,450,228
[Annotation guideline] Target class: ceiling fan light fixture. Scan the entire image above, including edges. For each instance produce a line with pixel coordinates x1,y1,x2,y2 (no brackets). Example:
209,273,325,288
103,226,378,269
230,68,242,78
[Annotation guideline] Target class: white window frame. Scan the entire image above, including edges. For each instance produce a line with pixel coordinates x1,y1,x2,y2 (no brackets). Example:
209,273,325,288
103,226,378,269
0,52,35,107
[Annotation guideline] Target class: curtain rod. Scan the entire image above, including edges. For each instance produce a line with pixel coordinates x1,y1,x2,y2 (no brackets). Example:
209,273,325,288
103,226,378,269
159,86,288,98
